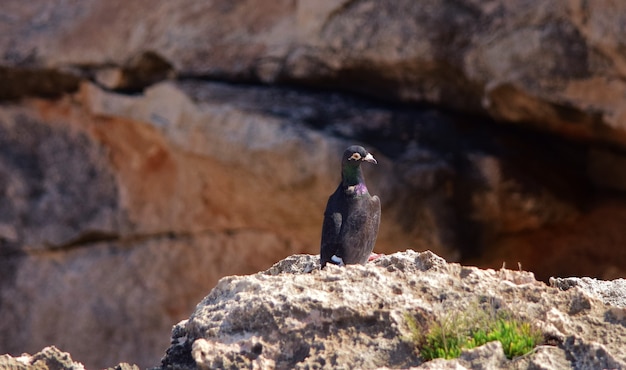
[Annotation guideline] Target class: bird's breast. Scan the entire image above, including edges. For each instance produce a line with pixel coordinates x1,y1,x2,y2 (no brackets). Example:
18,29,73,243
345,183,368,196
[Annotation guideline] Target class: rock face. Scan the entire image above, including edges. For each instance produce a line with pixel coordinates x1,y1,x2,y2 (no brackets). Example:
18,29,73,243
158,251,626,369
3,0,626,368
4,1,626,144
2,79,615,368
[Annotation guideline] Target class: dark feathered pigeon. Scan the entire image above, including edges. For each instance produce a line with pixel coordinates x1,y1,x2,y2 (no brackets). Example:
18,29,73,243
320,145,381,268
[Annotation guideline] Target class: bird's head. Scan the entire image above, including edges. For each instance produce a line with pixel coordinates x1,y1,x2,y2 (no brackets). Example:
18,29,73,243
342,145,377,167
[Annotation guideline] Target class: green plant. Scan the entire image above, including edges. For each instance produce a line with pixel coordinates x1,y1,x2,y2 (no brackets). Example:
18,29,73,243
407,313,467,360
468,318,541,359
405,304,542,361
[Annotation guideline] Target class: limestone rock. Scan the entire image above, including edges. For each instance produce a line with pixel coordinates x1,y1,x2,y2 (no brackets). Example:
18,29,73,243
0,346,140,370
107,363,140,370
0,231,299,369
2,78,626,368
3,1,626,146
0,346,85,370
0,105,121,251
158,251,626,369
550,277,626,308
3,1,626,367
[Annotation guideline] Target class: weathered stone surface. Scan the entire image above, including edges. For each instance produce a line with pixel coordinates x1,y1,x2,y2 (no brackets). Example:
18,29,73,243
3,1,626,368
475,199,626,281
551,277,626,308
0,346,140,370
3,1,626,145
0,105,121,251
158,251,626,369
0,346,85,370
2,79,626,368
0,229,302,368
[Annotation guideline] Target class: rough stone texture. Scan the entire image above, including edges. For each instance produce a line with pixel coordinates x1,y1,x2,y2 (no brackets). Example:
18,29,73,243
158,251,626,369
3,1,626,145
0,346,139,370
0,346,85,370
3,1,626,368
0,232,293,368
0,106,121,251
2,80,626,368
551,277,626,308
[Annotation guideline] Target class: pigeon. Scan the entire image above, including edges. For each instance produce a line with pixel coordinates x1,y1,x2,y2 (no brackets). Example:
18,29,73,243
320,145,381,268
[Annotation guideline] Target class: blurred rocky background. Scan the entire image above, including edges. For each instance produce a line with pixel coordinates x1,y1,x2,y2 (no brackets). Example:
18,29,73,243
1,0,626,368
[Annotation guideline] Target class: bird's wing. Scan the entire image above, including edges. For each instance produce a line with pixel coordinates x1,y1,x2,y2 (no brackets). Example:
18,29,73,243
337,204,368,264
366,195,381,250
339,194,380,265
320,192,343,267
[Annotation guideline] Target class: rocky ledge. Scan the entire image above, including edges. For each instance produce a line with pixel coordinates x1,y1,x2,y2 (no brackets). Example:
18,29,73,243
0,346,137,370
2,251,624,369
156,250,626,369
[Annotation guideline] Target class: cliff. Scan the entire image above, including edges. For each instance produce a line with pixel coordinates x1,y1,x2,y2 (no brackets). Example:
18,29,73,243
2,1,626,368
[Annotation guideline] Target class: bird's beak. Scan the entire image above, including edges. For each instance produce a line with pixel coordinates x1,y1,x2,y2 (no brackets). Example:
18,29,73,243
363,152,377,164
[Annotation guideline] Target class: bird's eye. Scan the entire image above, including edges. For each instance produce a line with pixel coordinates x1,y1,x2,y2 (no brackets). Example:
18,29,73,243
349,153,362,161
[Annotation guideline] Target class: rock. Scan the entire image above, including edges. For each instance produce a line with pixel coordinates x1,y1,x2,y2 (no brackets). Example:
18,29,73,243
0,231,299,369
0,346,140,370
550,277,626,308
2,78,626,368
587,148,626,192
3,1,626,368
0,346,85,370
385,342,511,370
107,363,140,370
93,52,174,92
0,104,121,251
515,345,571,370
455,341,508,369
157,251,626,369
0,66,81,100
3,1,626,146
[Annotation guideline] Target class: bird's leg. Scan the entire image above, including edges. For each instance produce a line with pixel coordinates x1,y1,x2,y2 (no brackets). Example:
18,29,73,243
367,253,383,262
330,255,345,266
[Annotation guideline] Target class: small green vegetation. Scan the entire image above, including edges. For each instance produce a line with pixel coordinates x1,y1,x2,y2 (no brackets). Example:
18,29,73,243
405,302,542,361
468,319,540,359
